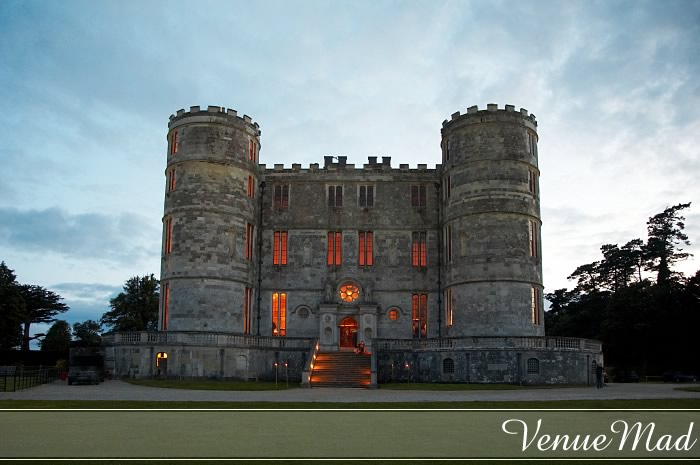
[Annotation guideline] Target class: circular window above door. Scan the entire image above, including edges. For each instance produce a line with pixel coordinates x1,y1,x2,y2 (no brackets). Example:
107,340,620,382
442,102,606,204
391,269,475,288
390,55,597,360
339,283,360,303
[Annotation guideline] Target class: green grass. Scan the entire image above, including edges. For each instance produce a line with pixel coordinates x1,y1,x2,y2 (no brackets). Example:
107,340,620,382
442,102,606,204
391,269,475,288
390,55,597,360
379,382,581,390
124,378,297,391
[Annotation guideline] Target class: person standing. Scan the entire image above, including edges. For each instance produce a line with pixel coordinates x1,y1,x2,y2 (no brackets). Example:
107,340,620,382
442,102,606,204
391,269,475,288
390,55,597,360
596,363,604,389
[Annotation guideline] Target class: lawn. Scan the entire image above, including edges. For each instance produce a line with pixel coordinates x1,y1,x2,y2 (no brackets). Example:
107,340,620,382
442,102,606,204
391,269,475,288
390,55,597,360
379,382,581,390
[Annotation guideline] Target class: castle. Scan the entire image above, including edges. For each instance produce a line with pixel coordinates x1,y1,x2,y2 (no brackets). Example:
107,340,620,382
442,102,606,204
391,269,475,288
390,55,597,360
104,103,602,386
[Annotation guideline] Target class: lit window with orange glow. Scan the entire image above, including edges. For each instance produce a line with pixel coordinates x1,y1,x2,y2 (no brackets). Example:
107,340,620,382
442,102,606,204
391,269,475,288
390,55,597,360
161,282,169,330
272,292,287,336
156,352,168,367
244,287,252,334
247,175,255,198
412,293,428,338
358,231,373,266
164,218,173,255
412,232,427,268
388,308,399,321
273,231,288,265
327,231,342,266
167,169,176,193
339,283,360,303
169,130,178,155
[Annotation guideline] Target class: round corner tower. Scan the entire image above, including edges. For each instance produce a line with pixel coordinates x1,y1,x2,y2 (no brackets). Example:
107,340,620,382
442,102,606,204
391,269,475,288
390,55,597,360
159,105,261,333
441,103,543,337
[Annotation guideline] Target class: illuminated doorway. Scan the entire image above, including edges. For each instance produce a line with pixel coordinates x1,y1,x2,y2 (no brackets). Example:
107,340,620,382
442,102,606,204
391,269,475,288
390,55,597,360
339,317,358,349
156,352,168,377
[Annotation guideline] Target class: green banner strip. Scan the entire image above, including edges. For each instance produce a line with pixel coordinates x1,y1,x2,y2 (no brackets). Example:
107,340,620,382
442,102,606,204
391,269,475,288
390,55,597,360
0,410,698,459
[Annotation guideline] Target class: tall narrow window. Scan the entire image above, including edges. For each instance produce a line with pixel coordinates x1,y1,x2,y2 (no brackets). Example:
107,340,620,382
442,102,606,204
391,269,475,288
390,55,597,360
243,287,252,334
245,223,254,260
274,185,289,208
528,169,538,195
444,225,452,262
412,232,427,268
359,186,374,207
528,132,538,156
529,220,539,257
531,287,541,325
169,131,178,155
328,185,343,207
161,282,169,330
445,288,453,327
164,218,173,255
411,185,426,207
247,175,255,198
327,231,342,265
412,293,428,338
249,139,254,161
271,292,287,336
273,231,288,265
358,231,373,266
444,176,451,200
167,169,176,193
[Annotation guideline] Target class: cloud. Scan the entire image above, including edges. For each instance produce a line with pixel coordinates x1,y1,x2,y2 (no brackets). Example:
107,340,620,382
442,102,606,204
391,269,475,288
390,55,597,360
0,207,159,264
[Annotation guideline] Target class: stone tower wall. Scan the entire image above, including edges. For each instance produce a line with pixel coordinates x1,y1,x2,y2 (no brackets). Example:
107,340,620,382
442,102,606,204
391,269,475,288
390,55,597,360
441,104,543,337
160,106,261,332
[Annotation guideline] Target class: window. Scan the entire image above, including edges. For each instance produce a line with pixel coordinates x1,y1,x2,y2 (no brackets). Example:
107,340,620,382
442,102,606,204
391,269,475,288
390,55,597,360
249,139,258,162
328,185,343,207
442,139,450,162
532,287,541,325
339,283,360,303
245,223,254,260
412,293,428,338
164,217,173,255
271,292,286,336
443,176,451,200
387,308,399,321
327,232,342,266
529,220,539,257
169,130,178,155
444,288,453,327
156,352,168,367
244,287,252,334
167,169,176,193
274,185,289,208
161,282,169,330
273,231,288,266
443,358,455,374
358,231,373,266
527,358,540,374
528,169,538,195
359,185,374,207
411,185,426,207
444,225,452,263
412,232,427,268
528,132,538,156
247,175,255,198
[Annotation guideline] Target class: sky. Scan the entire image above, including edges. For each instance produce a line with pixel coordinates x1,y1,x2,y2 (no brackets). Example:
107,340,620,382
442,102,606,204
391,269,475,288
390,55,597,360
1,0,699,344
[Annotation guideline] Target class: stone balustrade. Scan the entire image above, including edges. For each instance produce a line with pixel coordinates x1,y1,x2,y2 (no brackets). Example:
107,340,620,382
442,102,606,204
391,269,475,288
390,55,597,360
103,331,315,350
374,336,601,353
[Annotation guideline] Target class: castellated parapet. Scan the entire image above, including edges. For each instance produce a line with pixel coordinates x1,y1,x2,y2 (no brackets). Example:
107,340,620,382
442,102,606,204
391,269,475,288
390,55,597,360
105,103,601,386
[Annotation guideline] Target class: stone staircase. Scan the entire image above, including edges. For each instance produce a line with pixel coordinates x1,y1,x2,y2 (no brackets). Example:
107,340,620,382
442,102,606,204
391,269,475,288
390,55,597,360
310,352,371,388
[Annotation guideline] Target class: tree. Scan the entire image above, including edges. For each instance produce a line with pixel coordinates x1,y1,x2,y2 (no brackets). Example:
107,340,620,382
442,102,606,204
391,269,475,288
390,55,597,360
101,274,159,332
41,320,72,351
645,202,692,285
72,320,103,346
0,261,24,350
19,284,69,351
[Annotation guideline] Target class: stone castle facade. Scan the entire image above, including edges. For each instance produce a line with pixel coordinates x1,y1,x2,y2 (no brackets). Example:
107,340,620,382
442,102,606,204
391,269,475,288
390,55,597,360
104,103,603,385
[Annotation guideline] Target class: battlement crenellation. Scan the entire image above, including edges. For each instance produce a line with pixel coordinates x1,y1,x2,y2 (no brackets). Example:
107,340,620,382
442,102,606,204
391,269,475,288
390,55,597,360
168,105,261,132
443,103,537,128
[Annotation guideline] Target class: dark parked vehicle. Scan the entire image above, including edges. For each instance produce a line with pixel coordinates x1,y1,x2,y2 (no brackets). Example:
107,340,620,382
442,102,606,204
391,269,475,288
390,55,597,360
663,371,697,383
613,370,640,383
68,347,105,385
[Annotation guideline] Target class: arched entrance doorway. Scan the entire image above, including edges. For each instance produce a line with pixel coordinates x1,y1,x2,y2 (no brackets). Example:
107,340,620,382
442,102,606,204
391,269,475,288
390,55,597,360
339,316,358,349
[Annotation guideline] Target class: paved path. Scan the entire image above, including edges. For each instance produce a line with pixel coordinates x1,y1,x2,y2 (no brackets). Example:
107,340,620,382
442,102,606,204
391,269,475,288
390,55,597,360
2,380,699,402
